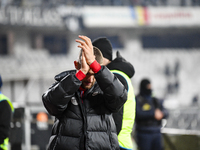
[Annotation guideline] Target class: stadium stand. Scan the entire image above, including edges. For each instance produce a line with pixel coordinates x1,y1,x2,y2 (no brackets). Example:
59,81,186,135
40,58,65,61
3,0,199,7
0,1,200,149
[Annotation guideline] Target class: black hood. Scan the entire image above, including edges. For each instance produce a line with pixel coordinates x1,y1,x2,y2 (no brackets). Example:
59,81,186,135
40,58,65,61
107,51,135,78
139,78,152,96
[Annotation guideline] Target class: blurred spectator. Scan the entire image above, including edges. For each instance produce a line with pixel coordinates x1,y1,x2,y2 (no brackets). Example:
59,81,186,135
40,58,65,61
93,37,136,150
174,60,180,78
135,78,168,150
0,75,14,150
191,94,199,107
164,61,180,96
164,63,171,77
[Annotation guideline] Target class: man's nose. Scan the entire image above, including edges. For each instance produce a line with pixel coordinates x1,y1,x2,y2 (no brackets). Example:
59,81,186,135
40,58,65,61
87,76,93,82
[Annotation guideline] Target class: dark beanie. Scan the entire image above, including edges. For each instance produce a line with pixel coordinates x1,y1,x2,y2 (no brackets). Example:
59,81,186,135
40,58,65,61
92,37,113,61
0,75,2,88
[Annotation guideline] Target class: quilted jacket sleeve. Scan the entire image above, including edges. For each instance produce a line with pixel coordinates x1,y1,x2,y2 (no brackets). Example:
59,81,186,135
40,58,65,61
42,74,82,116
95,66,127,113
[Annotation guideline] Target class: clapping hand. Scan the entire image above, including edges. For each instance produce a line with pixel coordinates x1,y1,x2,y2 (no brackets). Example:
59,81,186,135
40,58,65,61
76,35,95,65
79,51,90,75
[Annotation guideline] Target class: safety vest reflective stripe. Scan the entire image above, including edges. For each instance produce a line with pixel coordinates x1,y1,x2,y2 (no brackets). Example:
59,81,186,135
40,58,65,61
0,94,14,112
111,70,136,149
0,94,14,150
0,138,9,150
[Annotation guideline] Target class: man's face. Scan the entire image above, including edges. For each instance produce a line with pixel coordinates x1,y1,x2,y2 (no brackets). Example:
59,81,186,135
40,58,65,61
81,69,96,89
146,83,151,90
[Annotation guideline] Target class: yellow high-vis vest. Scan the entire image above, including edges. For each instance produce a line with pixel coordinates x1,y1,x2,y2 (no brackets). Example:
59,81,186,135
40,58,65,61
111,70,136,150
0,93,14,150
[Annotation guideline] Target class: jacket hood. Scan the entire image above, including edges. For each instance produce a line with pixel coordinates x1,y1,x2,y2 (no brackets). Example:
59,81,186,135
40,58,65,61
107,51,135,78
139,78,152,96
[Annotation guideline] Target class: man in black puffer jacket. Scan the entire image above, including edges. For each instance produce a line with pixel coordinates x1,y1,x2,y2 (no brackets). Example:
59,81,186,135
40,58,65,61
42,35,127,150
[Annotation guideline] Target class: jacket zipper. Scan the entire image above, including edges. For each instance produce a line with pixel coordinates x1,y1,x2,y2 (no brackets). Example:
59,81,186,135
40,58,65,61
53,123,62,150
82,102,87,150
76,92,87,150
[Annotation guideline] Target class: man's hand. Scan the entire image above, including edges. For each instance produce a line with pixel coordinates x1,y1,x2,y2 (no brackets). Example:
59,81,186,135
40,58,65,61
80,52,90,75
76,35,95,65
154,109,164,120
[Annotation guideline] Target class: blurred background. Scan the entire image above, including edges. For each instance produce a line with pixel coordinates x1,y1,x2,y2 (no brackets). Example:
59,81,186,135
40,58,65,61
0,0,200,149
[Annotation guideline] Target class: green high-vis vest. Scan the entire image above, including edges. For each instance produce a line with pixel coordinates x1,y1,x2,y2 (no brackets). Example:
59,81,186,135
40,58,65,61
111,70,136,150
0,93,14,150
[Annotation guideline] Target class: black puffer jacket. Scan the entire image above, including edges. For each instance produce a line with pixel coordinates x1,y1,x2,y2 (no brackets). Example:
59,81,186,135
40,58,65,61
42,66,127,150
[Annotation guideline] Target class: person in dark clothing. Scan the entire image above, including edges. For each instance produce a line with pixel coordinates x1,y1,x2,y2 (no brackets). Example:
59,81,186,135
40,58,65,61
135,78,168,150
93,37,136,150
42,35,127,150
0,75,14,150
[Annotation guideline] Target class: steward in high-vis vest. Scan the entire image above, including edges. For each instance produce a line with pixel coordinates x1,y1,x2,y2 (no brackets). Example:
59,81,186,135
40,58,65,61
0,75,14,150
93,36,136,150
107,52,136,150
111,69,135,150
